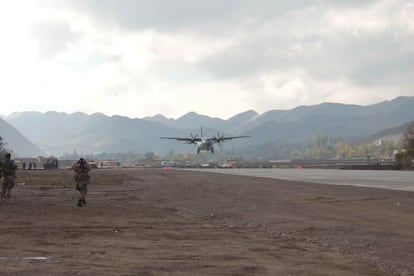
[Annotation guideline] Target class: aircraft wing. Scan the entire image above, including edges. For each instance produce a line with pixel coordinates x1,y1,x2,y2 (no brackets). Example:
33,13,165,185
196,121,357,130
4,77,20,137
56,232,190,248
160,137,202,143
211,135,250,143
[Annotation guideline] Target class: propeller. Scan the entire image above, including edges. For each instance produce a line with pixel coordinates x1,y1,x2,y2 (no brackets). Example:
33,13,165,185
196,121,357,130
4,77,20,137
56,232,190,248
215,132,226,151
188,133,198,144
215,132,225,143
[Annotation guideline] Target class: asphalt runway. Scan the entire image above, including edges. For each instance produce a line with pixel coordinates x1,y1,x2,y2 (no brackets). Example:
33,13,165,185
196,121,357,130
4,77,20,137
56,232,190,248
191,168,414,192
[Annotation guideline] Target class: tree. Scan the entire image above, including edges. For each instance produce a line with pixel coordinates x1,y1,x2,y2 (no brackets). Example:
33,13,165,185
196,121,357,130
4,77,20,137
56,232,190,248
395,151,410,169
402,123,414,158
0,136,6,158
145,152,155,160
335,141,354,159
395,123,414,169
311,134,336,159
396,123,414,169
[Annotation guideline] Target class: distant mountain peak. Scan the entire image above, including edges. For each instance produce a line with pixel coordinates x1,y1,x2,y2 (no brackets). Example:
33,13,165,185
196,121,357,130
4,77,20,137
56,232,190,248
6,111,42,119
228,110,258,119
90,112,108,118
148,114,170,121
387,95,412,102
153,114,168,119
179,111,199,119
143,114,171,123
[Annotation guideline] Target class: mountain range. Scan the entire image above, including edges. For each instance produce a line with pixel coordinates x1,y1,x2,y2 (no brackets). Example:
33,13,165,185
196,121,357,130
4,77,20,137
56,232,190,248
1,96,414,157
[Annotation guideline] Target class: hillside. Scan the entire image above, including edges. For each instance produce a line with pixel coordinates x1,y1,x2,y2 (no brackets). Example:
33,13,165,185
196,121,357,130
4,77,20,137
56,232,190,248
358,120,414,144
0,118,43,157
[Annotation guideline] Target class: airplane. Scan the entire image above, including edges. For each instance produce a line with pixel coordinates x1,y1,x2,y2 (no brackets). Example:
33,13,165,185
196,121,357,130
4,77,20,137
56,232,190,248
160,127,249,154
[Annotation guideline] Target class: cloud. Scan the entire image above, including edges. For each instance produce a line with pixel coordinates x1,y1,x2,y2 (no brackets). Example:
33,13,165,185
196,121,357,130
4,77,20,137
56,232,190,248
1,0,413,119
43,0,240,33
31,18,82,59
192,0,414,94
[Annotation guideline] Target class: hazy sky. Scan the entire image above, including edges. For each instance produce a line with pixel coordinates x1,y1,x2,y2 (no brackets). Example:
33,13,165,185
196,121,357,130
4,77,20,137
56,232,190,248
1,0,413,119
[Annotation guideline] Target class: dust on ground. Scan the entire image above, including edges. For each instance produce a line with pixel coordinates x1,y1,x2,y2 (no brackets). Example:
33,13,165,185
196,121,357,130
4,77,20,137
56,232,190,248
0,168,413,275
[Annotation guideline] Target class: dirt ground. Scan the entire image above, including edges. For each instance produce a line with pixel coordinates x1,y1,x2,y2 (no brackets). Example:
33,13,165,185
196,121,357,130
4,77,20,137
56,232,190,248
0,168,413,275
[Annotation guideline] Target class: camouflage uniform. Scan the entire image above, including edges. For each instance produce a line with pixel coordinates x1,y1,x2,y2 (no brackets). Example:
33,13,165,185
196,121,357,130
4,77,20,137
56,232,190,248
72,159,91,207
1,154,17,200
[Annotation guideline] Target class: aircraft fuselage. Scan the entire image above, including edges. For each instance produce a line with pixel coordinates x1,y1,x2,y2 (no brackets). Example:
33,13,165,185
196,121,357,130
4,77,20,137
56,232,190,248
197,139,214,153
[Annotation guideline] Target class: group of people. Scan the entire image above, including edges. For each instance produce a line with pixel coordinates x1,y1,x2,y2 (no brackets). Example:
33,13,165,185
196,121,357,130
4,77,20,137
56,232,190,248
1,154,91,207
22,161,36,170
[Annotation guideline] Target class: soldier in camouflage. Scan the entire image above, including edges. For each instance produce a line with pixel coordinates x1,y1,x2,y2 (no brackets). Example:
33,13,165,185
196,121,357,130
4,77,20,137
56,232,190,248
1,153,18,200
72,158,91,207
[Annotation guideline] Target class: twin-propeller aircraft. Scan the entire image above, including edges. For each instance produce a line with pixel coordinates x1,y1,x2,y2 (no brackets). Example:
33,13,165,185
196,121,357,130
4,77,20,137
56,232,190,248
161,127,249,154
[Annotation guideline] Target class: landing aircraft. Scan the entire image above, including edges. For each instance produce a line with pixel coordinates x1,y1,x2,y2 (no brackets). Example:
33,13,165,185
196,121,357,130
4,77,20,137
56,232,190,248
160,127,249,154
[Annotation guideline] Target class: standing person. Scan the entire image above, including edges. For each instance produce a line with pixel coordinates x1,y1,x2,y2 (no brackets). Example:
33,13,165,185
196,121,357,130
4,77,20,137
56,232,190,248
72,158,91,207
1,153,17,200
